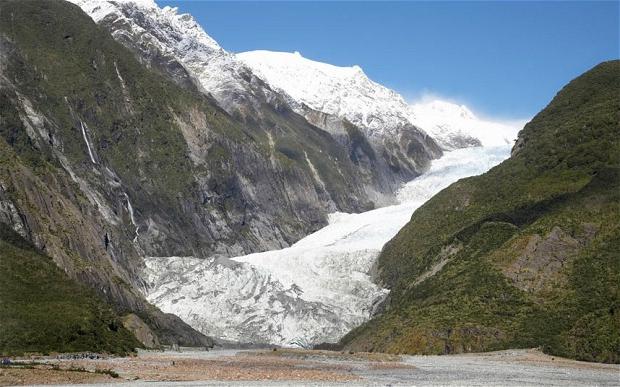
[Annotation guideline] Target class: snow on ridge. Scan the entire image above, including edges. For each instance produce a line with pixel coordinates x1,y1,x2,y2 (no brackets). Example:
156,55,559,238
237,50,414,138
410,100,527,149
155,4,223,52
86,0,222,52
69,0,118,22
68,0,241,100
244,50,365,79
71,0,525,149
238,50,526,149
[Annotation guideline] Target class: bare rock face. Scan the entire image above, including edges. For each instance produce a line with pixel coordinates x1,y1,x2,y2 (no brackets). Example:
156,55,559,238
122,314,160,348
503,225,598,293
69,0,444,207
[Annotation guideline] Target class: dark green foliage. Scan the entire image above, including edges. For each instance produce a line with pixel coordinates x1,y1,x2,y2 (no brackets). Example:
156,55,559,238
342,61,620,363
0,0,225,198
542,224,620,363
0,225,141,356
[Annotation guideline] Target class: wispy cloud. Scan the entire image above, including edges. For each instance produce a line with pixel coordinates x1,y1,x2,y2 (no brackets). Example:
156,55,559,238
404,89,532,126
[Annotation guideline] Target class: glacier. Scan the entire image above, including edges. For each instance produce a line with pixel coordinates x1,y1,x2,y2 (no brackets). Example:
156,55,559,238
68,0,527,346
143,145,513,347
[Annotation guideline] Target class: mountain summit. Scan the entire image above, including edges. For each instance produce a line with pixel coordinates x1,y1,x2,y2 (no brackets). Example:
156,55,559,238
238,50,524,150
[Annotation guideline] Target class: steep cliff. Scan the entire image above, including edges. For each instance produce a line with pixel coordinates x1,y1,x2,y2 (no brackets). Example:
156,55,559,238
0,0,231,346
69,0,444,205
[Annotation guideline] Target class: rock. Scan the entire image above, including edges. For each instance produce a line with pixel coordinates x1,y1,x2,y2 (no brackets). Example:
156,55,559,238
122,314,160,349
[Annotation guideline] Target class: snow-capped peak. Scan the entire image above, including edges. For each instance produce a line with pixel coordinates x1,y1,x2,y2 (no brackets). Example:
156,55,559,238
126,0,157,9
157,4,223,52
71,0,223,51
238,50,525,149
70,0,155,22
416,99,477,121
237,50,413,138
71,0,523,150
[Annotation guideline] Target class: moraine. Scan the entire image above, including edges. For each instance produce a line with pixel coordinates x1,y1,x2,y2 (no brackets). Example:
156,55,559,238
143,145,512,347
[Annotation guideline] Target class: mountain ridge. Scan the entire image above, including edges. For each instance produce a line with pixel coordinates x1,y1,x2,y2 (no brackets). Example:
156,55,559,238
237,49,525,150
340,60,620,363
68,0,450,207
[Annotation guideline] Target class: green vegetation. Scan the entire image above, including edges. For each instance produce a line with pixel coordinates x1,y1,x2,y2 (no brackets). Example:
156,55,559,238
0,0,374,257
342,61,620,363
0,0,243,199
0,0,368,351
0,225,141,356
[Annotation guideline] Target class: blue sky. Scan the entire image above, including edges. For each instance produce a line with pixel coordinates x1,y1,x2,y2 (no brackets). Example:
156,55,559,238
159,1,618,119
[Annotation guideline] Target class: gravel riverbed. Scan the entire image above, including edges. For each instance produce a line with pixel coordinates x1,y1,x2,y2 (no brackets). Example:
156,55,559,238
2,348,618,386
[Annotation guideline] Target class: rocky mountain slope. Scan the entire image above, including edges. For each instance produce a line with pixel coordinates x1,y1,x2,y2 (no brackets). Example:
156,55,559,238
341,61,620,363
68,0,444,205
0,0,241,348
67,0,389,247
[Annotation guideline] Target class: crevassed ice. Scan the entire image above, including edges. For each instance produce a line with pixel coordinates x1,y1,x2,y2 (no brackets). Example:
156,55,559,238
143,145,512,347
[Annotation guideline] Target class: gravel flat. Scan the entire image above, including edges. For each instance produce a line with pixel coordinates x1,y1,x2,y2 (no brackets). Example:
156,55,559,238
6,348,619,386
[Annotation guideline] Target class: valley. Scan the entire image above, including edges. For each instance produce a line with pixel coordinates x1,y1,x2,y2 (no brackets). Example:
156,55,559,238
143,145,514,346
0,0,618,382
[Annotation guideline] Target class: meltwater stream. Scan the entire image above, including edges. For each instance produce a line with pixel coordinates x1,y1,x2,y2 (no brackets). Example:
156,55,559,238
143,146,511,347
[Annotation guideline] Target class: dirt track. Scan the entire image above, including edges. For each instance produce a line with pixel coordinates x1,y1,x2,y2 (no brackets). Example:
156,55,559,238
1,348,618,386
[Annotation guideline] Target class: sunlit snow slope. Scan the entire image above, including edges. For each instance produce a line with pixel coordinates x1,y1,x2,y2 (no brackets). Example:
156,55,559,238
143,145,512,347
237,50,414,139
237,50,526,149
410,100,527,150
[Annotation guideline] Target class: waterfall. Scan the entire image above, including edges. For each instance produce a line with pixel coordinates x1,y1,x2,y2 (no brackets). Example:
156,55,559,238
80,121,96,164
